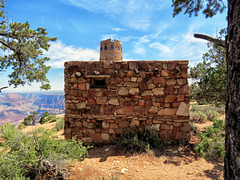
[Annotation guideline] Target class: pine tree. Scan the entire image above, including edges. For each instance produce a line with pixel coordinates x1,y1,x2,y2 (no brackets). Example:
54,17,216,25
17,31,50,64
0,0,56,90
172,0,240,179
190,30,226,105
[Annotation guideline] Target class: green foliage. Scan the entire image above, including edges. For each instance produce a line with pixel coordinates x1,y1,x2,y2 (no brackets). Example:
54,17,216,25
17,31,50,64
116,127,163,152
39,111,57,124
17,123,26,130
190,29,226,105
195,118,225,161
0,122,20,140
23,111,37,126
55,116,65,131
190,105,221,123
0,127,89,179
0,0,56,90
172,0,226,18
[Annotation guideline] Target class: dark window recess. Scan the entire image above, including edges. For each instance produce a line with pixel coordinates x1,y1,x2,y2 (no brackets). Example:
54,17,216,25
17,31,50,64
111,45,114,49
117,46,119,50
101,47,102,51
104,46,107,50
91,79,107,88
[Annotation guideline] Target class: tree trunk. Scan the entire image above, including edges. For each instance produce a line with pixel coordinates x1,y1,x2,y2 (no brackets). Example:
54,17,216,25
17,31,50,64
224,0,240,179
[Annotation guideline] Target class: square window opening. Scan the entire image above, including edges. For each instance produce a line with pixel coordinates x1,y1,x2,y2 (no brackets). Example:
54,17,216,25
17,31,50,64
91,78,107,89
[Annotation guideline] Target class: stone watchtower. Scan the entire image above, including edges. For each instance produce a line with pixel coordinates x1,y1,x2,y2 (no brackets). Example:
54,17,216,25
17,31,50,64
100,39,123,62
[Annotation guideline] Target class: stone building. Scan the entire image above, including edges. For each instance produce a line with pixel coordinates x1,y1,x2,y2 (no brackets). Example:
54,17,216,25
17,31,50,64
100,39,122,62
64,39,190,144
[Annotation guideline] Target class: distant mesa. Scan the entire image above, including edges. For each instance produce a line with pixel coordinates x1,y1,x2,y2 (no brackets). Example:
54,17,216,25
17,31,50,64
0,92,65,125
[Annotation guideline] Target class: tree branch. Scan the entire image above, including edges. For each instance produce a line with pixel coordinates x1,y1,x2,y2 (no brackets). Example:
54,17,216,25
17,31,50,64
0,39,16,51
194,33,226,48
0,86,8,93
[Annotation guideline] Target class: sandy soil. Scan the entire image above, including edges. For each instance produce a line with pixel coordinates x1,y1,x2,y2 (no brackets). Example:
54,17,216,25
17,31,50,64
68,144,223,180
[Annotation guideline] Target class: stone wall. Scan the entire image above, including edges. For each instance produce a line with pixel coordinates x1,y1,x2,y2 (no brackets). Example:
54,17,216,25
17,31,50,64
64,60,190,143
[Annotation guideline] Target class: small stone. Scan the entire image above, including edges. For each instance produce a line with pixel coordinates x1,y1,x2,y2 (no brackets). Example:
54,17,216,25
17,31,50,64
153,77,165,86
121,168,128,174
126,71,135,77
131,77,137,82
116,106,133,115
177,78,187,85
76,102,86,109
119,121,130,128
166,79,176,86
129,88,140,95
78,83,86,90
141,90,152,96
161,70,171,76
96,96,107,105
148,106,158,114
87,97,96,104
129,62,137,69
118,87,129,96
176,102,189,116
148,83,156,89
152,88,164,96
131,120,140,126
108,98,119,105
102,122,110,129
158,108,177,116
101,133,110,141
178,85,189,94
164,95,176,103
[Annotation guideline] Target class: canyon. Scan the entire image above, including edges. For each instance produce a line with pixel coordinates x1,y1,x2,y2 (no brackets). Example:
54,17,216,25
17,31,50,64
0,92,65,125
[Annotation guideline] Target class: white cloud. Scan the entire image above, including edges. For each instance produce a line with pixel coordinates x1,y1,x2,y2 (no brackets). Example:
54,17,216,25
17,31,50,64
126,24,209,63
61,0,171,31
44,41,99,69
101,34,117,40
112,27,125,32
149,42,172,54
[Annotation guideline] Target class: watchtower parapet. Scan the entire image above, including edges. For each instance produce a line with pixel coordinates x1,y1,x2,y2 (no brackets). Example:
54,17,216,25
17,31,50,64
100,39,123,62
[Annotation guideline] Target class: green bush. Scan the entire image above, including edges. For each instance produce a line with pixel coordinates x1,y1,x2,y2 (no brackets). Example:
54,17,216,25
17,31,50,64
194,118,225,161
190,105,222,123
116,127,163,152
23,111,37,126
17,123,26,130
55,117,65,131
0,122,20,140
0,127,90,179
39,111,57,124
190,110,208,123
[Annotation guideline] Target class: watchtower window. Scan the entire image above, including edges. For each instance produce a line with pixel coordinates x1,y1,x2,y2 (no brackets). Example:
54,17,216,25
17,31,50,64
111,45,114,50
90,78,107,89
117,46,119,50
104,46,107,50
101,47,102,51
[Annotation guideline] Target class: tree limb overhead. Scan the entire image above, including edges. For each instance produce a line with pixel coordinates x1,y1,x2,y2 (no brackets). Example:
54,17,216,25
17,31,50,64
194,33,225,48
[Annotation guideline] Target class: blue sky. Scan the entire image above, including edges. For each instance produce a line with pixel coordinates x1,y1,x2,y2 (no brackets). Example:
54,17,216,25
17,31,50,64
1,0,227,92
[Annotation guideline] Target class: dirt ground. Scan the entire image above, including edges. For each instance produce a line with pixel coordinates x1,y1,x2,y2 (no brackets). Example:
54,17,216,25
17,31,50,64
22,118,224,180
68,144,223,180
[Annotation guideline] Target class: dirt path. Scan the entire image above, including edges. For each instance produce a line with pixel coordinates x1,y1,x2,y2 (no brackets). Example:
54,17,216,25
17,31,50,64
69,145,223,180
